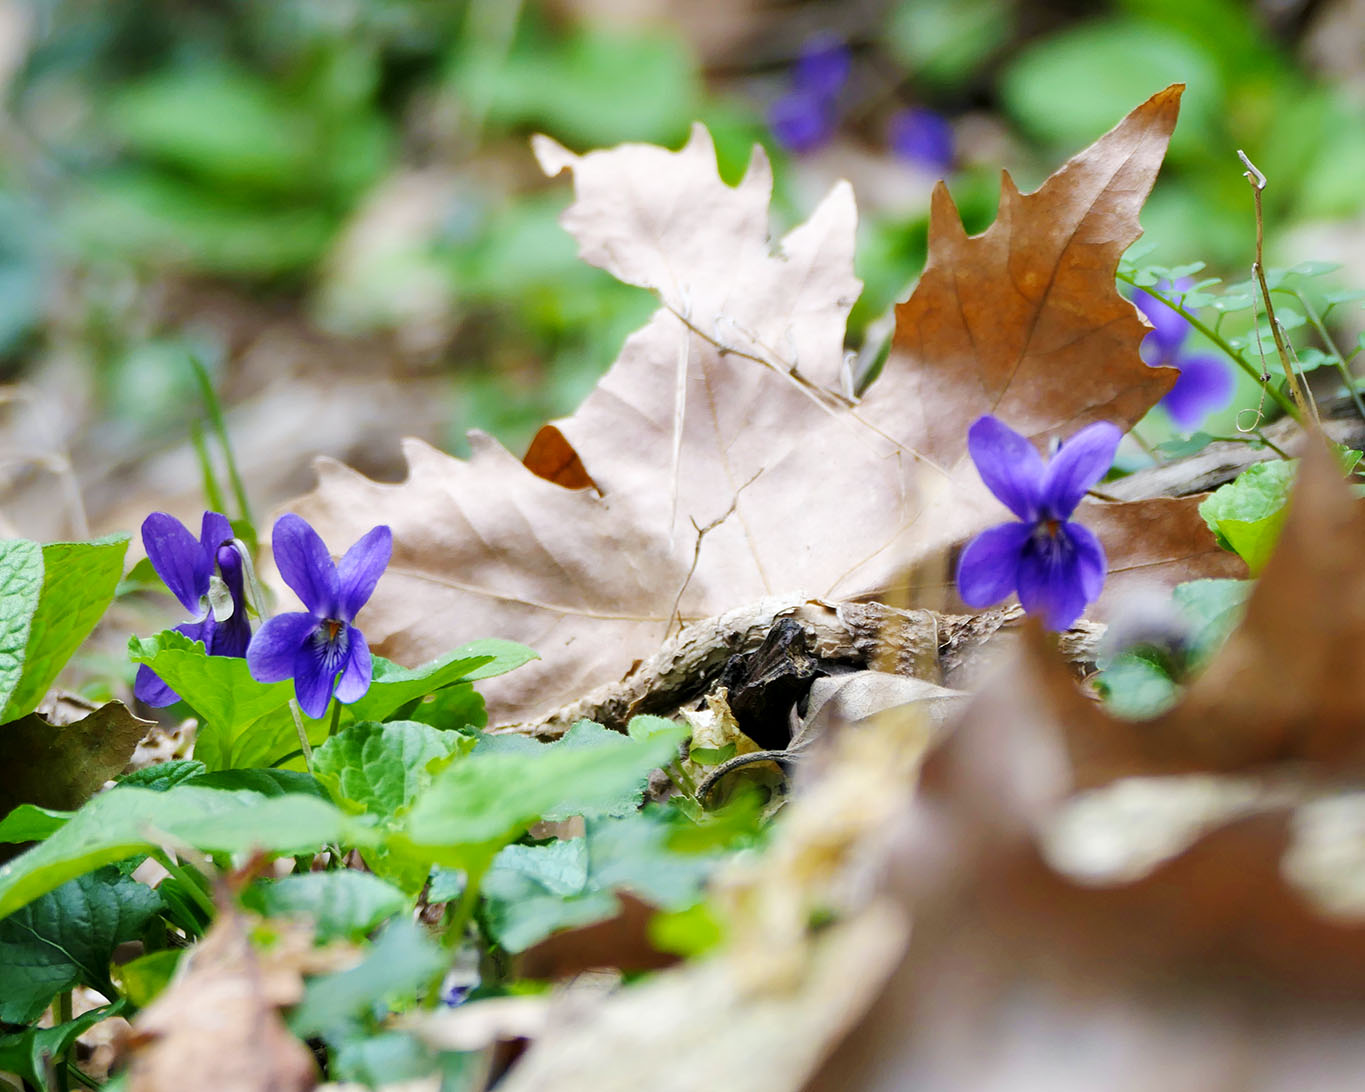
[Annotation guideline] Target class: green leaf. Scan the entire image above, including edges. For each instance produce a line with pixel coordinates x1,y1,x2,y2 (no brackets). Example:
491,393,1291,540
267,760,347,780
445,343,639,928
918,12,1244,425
0,786,370,920
396,718,688,872
112,947,182,1008
1198,459,1297,573
0,538,44,715
313,720,470,817
477,807,726,953
404,683,486,733
884,0,1012,87
186,768,328,800
0,701,153,815
0,866,160,1022
457,26,700,148
290,918,447,1037
331,1030,438,1088
241,871,409,943
0,1003,117,1091
1173,578,1253,665
344,639,537,725
2,536,130,722
1095,655,1180,719
1155,431,1215,459
116,760,208,792
128,630,294,769
0,805,71,844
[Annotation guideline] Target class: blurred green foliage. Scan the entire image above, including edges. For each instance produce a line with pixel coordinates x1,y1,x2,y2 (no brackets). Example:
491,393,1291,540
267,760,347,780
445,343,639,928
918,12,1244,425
3,0,1365,454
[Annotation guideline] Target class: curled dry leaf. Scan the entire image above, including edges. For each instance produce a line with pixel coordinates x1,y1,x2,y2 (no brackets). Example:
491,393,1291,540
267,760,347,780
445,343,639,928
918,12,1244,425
289,87,1227,724
124,908,316,1092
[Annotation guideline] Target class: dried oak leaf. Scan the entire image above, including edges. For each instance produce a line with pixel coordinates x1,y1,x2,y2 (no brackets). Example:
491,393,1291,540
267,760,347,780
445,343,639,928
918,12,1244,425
289,87,1226,725
124,908,316,1092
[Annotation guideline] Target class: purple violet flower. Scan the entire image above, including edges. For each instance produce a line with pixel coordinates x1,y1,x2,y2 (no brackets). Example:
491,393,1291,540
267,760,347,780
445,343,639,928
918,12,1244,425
956,416,1120,631
1133,281,1234,429
246,514,391,719
768,34,851,155
135,511,252,707
888,106,954,175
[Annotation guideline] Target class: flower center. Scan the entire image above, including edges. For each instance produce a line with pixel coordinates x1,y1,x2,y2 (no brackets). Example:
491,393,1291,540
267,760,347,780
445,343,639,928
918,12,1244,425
322,619,346,643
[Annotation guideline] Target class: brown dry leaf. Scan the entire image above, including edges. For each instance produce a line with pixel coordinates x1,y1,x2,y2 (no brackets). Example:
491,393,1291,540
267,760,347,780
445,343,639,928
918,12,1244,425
124,909,316,1092
803,639,1365,1092
290,88,1221,724
0,700,151,815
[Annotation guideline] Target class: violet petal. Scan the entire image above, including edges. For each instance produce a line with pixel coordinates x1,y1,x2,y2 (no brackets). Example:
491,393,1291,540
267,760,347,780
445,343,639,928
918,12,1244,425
247,612,318,684
273,514,341,618
332,625,373,704
293,637,342,719
967,415,1047,521
1041,421,1121,518
889,107,954,174
1016,522,1105,631
1161,353,1235,430
1133,286,1190,362
336,525,392,621
142,513,211,616
957,521,1032,608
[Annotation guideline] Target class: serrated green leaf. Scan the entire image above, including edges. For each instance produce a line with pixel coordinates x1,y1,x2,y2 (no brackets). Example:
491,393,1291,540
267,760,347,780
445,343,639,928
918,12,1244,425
3,536,129,722
290,918,447,1037
396,719,688,872
344,639,537,725
0,866,160,1022
186,768,328,800
313,720,469,817
116,760,207,792
241,871,409,943
0,786,370,920
0,1003,118,1090
477,807,728,953
0,539,44,715
1198,460,1297,573
128,630,294,769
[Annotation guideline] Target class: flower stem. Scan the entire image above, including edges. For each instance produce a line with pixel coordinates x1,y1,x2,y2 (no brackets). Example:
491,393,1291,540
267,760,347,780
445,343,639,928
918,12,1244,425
189,352,256,543
1289,287,1365,422
327,699,341,740
289,701,314,767
151,849,217,921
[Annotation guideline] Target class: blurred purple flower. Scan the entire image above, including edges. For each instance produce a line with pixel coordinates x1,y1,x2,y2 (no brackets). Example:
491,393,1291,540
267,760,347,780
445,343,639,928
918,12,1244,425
1133,281,1234,429
247,514,391,719
957,416,1119,631
768,34,851,155
888,106,954,174
135,511,251,707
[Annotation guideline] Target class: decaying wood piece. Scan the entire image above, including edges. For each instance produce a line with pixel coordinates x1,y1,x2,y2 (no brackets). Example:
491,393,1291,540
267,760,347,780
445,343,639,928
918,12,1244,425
501,597,1105,741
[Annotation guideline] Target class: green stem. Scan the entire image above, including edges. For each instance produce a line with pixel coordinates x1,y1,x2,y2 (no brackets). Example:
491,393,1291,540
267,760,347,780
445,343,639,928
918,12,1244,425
1289,287,1365,422
189,421,229,515
54,991,72,1092
189,353,255,538
328,699,341,741
422,865,487,1010
289,700,314,768
1118,270,1299,420
151,850,218,921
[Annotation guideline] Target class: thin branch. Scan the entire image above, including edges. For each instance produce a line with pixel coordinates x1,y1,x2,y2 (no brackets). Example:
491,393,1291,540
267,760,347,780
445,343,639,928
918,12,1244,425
1237,149,1317,424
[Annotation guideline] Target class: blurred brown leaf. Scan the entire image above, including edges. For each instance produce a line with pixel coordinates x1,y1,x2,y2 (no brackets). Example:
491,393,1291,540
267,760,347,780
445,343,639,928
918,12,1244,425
288,89,1222,724
125,909,316,1092
0,700,150,815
